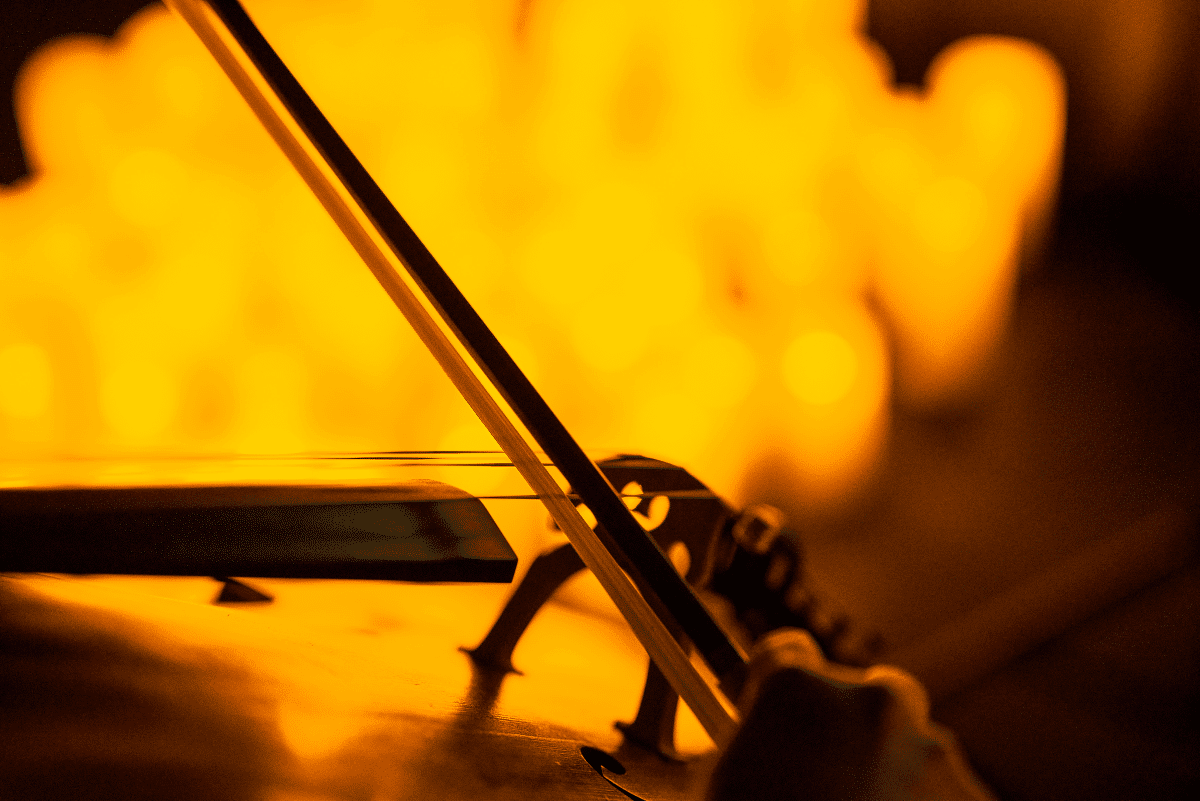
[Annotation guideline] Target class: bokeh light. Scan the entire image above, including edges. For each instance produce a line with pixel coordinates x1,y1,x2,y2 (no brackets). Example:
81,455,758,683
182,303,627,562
0,0,1064,517
783,330,858,406
0,343,53,420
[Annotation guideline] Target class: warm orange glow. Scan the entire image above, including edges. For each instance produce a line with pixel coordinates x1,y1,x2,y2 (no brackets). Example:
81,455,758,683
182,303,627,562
0,343,53,420
783,330,858,406
761,294,889,502
0,1,1064,513
866,37,1065,404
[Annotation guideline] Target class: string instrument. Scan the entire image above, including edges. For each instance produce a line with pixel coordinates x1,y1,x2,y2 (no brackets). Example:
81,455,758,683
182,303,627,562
1,452,883,798
5,2,1196,799
1,0,880,797
161,0,746,743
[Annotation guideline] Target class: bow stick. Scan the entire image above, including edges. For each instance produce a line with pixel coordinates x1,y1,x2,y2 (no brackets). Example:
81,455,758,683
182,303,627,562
165,0,746,745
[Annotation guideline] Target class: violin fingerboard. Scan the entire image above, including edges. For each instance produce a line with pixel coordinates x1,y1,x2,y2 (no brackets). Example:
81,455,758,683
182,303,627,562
0,483,517,583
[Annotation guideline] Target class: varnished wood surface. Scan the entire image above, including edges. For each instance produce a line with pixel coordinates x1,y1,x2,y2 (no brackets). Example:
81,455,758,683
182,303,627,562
0,573,717,800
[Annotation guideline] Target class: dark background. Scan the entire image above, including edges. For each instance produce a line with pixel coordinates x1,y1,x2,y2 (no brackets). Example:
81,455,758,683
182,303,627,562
1,0,162,182
2,0,1198,307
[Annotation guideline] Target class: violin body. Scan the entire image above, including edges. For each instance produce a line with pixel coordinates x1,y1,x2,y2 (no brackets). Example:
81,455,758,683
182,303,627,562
1,569,707,800
0,453,885,800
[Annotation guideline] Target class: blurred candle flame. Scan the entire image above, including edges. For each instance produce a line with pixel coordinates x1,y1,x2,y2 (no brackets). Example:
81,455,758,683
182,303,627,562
0,0,1064,512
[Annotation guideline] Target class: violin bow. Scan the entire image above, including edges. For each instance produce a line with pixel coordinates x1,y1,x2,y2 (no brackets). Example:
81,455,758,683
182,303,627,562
165,0,746,745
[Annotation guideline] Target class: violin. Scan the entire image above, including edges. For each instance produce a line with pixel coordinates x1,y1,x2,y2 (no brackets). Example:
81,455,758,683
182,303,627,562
159,0,747,744
0,0,881,796
5,3,1195,799
0,451,882,800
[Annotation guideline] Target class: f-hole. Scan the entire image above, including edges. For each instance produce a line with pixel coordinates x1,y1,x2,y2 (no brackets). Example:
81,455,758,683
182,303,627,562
580,746,649,800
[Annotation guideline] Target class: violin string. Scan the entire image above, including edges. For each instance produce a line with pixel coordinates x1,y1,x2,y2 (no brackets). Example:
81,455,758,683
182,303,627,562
1,449,717,503
167,0,740,744
3,451,722,500
259,452,727,500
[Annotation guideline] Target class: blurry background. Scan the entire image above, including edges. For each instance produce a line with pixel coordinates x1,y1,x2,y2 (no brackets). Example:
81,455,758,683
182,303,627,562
7,0,1196,293
0,0,1069,497
1,2,1198,799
